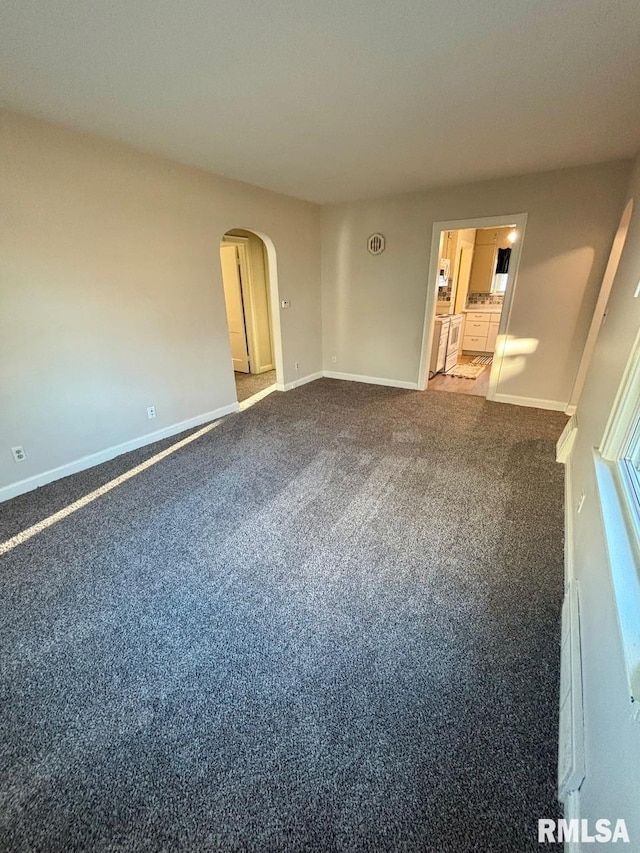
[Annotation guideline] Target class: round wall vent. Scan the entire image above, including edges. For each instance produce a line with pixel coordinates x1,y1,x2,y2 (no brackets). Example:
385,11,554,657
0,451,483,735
367,233,385,255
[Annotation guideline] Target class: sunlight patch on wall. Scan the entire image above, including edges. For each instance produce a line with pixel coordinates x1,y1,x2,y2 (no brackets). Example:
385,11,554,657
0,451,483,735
495,335,539,383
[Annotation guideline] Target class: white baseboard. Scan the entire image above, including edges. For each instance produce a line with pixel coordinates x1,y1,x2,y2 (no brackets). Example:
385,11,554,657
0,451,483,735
276,371,323,392
322,370,418,390
562,790,582,853
564,461,575,587
557,415,578,464
0,402,239,503
492,393,568,412
558,582,586,804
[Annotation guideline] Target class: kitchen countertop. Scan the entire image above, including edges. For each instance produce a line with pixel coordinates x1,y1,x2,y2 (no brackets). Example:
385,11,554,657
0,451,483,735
464,306,502,313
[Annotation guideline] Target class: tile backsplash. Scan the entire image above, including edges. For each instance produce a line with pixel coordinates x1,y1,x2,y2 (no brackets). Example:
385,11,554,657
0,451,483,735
438,287,504,307
466,292,504,306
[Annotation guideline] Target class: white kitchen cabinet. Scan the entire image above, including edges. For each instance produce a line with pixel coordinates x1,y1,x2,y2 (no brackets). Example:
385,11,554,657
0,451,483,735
462,333,488,351
462,312,501,353
465,317,490,336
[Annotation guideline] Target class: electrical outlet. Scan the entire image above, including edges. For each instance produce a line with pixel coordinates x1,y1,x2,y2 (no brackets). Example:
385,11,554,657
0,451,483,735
11,446,27,463
294,361,300,371
147,406,156,420
331,355,337,363
577,492,586,514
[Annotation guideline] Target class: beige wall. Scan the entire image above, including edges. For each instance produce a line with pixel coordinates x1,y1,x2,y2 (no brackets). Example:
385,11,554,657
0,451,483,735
564,150,640,839
0,108,633,499
0,111,321,495
321,161,631,403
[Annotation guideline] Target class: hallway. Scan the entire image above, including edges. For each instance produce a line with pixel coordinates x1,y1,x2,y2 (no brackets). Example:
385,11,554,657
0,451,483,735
234,369,276,402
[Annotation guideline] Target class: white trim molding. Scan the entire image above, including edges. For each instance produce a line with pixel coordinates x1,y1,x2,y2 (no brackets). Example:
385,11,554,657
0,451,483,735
0,402,239,504
567,199,634,412
600,326,640,461
417,212,528,399
323,371,418,390
564,459,575,589
220,227,285,393
276,371,324,392
593,451,640,712
558,581,586,803
557,414,579,463
492,393,568,412
561,790,582,853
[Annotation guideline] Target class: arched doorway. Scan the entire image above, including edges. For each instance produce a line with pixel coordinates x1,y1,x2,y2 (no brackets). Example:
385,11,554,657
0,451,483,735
219,228,283,404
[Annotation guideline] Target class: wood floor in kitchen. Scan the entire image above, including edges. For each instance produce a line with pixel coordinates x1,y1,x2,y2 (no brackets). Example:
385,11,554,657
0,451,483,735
428,355,491,398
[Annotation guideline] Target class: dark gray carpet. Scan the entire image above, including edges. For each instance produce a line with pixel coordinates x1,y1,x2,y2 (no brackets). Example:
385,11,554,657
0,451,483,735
0,380,566,852
234,370,277,402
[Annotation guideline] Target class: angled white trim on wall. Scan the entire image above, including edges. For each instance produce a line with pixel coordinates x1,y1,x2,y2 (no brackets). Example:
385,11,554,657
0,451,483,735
0,402,239,504
567,198,635,413
417,212,529,400
277,372,324,392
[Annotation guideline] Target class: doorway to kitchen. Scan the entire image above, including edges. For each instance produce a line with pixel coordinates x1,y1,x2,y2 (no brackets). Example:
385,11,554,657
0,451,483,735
220,229,281,404
417,213,527,400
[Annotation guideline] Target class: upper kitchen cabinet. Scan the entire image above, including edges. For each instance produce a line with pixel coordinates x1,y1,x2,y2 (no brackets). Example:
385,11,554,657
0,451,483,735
468,243,497,292
475,229,498,246
468,227,513,292
440,230,458,268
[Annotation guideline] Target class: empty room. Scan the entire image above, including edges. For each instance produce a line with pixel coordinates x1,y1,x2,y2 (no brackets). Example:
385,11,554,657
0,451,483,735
2,1,640,851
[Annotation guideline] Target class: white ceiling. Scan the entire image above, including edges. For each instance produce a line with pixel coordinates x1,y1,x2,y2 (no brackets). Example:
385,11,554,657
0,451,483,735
2,0,640,204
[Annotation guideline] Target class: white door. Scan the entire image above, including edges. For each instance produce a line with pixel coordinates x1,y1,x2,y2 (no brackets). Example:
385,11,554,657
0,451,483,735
220,244,250,373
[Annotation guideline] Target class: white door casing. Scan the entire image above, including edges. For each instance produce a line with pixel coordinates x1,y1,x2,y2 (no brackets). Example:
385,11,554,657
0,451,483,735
417,212,528,398
220,243,250,373
223,234,275,374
